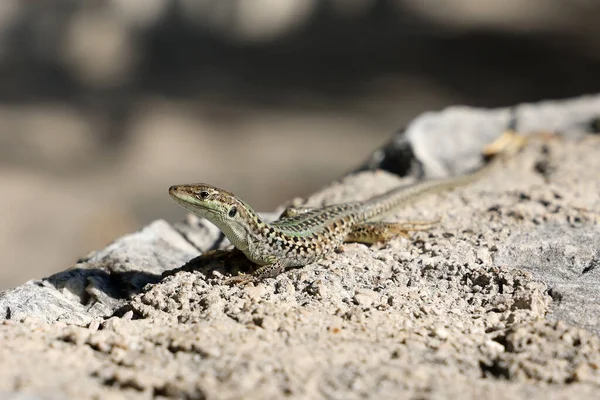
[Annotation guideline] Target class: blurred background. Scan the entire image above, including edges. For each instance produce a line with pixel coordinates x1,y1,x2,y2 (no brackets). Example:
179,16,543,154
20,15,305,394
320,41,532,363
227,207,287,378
1,0,600,289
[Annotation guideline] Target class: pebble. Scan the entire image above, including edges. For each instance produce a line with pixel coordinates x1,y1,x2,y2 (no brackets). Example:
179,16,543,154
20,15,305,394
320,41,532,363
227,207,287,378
353,293,374,308
433,326,449,340
484,340,505,357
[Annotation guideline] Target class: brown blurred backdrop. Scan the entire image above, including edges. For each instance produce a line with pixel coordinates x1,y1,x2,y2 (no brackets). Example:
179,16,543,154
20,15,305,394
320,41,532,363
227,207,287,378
1,0,600,289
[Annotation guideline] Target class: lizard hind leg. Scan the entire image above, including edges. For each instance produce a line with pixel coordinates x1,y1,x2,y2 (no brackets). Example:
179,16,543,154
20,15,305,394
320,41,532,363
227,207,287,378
345,220,438,244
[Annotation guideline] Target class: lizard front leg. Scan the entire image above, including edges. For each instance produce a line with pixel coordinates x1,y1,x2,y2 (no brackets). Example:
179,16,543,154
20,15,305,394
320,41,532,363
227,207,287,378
222,258,286,285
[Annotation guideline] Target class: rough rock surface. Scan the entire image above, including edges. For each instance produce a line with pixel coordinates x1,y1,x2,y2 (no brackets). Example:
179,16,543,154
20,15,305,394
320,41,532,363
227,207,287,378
1,96,600,399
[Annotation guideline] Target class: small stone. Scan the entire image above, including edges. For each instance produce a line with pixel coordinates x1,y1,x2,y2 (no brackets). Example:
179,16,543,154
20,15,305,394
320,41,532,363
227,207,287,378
422,257,435,267
102,316,124,332
121,311,134,320
353,293,373,308
298,271,309,282
211,270,224,279
305,280,325,297
88,319,100,332
484,340,505,357
275,279,295,295
486,312,501,328
476,248,492,265
433,326,449,340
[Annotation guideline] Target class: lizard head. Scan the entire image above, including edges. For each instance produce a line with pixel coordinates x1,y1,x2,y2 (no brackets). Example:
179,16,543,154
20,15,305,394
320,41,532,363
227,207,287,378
168,183,263,250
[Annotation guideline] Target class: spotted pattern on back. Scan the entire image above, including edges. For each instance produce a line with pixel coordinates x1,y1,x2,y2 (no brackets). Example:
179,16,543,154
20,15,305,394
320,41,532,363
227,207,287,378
245,203,361,267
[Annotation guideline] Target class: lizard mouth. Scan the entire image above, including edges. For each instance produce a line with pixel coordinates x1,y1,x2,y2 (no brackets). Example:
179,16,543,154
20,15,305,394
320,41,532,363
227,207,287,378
169,186,199,207
169,185,220,218
169,185,194,203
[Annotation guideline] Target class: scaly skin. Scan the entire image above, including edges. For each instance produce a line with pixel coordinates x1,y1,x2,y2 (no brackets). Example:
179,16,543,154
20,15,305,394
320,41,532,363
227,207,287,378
169,131,526,281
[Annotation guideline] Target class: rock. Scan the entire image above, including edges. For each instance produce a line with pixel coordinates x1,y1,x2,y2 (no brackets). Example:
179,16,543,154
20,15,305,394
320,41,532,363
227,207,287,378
0,220,201,324
1,95,600,398
496,225,600,336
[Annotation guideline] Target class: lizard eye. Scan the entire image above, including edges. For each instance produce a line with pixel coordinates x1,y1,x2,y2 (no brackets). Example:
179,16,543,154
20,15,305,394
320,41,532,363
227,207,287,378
228,206,237,218
199,191,209,199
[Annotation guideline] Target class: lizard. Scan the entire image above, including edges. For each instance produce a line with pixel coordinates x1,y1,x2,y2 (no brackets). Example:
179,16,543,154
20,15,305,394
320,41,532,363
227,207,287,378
168,130,527,283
